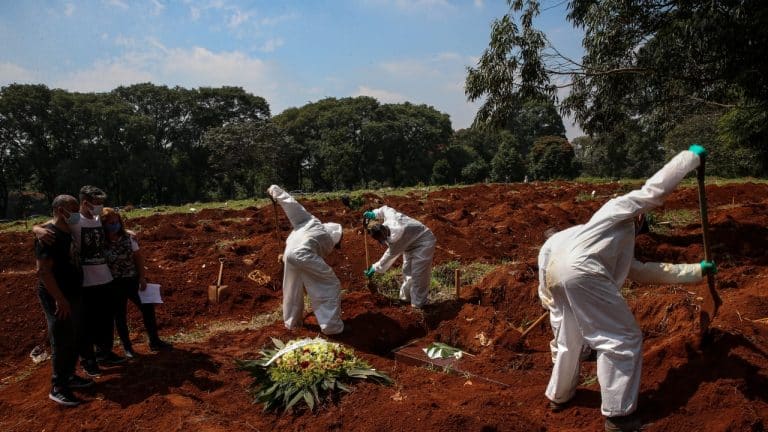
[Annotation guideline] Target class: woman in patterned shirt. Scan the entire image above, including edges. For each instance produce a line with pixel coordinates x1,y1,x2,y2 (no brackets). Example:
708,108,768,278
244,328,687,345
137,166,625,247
102,208,171,357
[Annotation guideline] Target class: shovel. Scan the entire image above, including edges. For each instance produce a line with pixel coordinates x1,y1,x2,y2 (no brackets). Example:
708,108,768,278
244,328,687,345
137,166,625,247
208,257,229,303
492,310,549,348
696,157,722,340
340,196,377,295
270,196,282,291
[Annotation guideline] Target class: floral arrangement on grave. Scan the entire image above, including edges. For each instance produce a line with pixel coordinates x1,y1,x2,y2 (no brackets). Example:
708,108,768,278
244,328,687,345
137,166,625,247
237,337,393,412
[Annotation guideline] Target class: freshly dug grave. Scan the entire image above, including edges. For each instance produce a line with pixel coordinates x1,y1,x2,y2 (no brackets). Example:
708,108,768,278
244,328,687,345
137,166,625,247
1,181,767,432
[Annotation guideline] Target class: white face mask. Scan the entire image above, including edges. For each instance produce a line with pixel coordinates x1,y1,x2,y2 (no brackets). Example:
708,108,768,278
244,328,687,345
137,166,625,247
63,209,80,225
90,204,104,216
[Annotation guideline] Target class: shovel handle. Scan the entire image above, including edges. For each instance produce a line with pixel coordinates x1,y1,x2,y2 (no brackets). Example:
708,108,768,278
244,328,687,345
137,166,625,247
217,258,224,286
696,159,721,331
519,311,549,340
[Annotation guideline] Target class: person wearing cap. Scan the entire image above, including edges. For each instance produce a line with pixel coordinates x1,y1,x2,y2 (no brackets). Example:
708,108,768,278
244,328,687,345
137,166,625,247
362,206,436,308
267,185,345,335
536,145,717,432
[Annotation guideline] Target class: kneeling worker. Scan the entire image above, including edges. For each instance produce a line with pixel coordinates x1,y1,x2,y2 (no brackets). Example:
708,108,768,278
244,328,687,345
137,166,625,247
268,185,344,335
363,206,436,308
537,145,717,432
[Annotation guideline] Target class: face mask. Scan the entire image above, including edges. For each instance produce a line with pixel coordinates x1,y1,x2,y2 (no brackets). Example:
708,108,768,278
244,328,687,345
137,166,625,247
64,210,80,225
90,204,104,216
105,222,121,233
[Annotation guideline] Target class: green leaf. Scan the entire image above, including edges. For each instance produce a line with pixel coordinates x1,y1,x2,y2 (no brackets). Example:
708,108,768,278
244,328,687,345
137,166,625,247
303,390,315,410
336,382,352,393
286,390,304,411
270,337,285,349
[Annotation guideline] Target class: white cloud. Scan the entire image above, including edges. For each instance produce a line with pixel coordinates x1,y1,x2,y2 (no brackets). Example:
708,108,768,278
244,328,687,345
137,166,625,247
354,85,407,103
114,35,136,47
53,43,282,107
0,62,39,86
150,0,165,15
259,38,284,53
363,0,454,13
435,52,461,62
64,3,75,16
105,0,129,10
227,8,251,28
55,61,153,92
473,0,483,8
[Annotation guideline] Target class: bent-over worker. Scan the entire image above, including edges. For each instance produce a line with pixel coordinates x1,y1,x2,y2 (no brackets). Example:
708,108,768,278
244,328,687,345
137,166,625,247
363,206,436,308
537,145,717,432
268,185,344,335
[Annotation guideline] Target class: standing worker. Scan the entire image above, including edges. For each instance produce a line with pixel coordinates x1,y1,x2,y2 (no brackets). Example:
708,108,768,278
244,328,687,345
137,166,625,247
537,145,717,432
268,185,345,335
363,206,436,308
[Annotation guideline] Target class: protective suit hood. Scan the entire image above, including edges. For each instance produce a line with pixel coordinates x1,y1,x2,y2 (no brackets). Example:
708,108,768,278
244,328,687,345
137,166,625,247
322,222,342,246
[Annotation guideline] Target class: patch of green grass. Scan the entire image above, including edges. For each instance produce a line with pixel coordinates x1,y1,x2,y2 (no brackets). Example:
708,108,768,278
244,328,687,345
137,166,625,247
371,260,498,303
649,208,697,234
580,373,598,386
167,309,282,344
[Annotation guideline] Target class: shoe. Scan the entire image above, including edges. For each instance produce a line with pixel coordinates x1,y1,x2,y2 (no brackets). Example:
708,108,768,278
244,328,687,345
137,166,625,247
67,375,95,389
82,360,102,378
124,349,137,359
548,400,569,412
149,340,173,352
96,351,126,365
49,387,82,407
604,413,642,432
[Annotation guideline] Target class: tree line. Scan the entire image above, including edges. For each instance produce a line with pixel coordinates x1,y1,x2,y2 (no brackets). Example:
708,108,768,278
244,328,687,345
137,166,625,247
0,83,575,218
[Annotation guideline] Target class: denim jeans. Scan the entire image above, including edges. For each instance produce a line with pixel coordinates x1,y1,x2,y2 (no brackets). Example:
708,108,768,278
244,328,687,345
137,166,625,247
38,288,82,388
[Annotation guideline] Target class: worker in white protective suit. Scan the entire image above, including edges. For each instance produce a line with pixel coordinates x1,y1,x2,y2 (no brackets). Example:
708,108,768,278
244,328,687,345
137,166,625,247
362,206,436,308
536,145,717,432
267,185,345,335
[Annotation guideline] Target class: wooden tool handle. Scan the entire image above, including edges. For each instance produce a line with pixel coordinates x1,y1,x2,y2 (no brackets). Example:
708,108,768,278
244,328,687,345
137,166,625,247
217,259,224,286
519,311,549,340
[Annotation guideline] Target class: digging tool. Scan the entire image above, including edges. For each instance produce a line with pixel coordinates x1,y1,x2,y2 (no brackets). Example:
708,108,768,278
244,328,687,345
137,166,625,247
696,158,722,339
270,196,282,291
209,257,229,303
492,310,549,348
340,196,377,295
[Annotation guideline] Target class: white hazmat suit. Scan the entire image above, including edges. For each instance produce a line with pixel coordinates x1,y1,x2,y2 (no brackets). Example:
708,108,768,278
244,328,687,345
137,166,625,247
268,185,344,335
537,150,704,417
369,206,436,308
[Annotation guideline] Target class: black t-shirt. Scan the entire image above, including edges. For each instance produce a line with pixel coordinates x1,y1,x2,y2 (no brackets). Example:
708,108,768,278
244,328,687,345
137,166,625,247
34,223,82,297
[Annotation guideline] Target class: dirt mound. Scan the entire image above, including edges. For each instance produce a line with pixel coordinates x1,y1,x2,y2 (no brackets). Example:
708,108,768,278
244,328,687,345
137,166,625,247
1,182,768,431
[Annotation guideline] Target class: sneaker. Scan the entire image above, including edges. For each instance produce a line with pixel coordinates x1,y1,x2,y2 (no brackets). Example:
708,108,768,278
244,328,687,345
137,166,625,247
96,351,126,365
82,360,102,378
124,348,137,360
49,387,82,407
67,375,95,389
604,413,642,432
149,340,173,352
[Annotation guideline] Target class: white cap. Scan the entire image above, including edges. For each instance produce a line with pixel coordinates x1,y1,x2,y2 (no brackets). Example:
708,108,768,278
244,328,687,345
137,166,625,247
322,222,343,245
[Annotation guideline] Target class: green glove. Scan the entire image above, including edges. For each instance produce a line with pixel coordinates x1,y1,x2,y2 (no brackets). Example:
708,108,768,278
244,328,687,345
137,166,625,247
688,144,707,157
700,260,717,275
363,211,376,220
364,266,376,278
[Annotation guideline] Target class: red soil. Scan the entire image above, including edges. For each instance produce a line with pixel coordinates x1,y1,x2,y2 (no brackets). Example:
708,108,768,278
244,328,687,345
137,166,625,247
1,181,767,431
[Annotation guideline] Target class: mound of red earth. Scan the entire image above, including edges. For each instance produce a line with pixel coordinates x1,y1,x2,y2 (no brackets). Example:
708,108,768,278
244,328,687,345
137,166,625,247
1,182,767,431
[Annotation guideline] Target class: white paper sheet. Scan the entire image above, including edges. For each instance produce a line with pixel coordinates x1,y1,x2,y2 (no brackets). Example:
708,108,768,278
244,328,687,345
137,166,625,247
139,283,163,304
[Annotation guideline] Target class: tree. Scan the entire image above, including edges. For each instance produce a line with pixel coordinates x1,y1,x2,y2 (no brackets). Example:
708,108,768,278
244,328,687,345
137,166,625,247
490,137,525,182
469,0,768,177
527,135,577,180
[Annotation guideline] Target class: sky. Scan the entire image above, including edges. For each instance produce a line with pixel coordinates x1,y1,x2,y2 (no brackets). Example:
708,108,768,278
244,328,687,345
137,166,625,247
0,0,585,138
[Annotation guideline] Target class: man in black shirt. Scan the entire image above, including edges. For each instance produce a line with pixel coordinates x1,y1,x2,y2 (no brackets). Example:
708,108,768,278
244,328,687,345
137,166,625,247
35,195,93,406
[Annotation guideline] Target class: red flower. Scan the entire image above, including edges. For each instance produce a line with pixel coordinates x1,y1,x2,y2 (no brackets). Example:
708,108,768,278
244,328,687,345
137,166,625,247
301,361,310,369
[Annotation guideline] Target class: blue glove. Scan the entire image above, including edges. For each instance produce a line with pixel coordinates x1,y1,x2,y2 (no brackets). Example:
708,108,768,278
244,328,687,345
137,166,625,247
364,266,376,278
700,260,717,275
363,211,376,220
689,144,707,157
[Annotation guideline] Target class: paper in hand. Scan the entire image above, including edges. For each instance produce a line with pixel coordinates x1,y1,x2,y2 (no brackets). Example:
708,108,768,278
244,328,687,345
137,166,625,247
139,283,163,304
